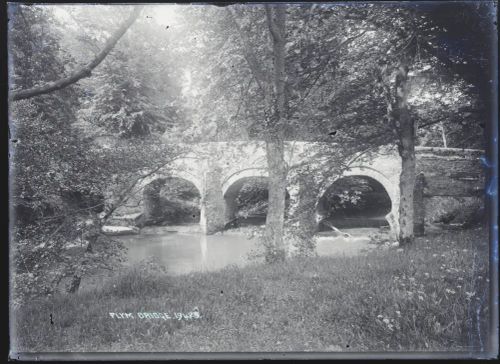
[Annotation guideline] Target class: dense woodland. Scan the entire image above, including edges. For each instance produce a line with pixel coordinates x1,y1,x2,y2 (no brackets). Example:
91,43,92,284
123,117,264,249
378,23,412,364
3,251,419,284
8,3,495,300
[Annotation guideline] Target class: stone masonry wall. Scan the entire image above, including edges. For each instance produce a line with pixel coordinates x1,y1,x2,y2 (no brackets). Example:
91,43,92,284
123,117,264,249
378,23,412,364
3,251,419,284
414,147,485,229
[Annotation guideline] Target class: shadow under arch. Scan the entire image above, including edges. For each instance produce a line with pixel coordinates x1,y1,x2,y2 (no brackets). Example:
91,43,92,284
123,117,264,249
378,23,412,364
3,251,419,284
221,168,269,197
141,174,203,227
316,166,400,238
222,169,290,227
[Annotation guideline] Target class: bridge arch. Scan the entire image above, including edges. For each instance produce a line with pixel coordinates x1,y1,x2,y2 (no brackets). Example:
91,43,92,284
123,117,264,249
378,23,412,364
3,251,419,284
139,170,204,227
221,168,268,197
317,166,400,238
221,168,292,226
139,163,204,196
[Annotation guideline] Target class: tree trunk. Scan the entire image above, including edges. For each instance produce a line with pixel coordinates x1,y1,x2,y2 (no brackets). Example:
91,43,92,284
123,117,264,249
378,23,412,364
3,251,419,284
440,121,448,148
395,62,416,246
263,5,288,262
413,172,426,236
293,170,319,256
67,275,81,294
264,139,287,262
399,142,416,245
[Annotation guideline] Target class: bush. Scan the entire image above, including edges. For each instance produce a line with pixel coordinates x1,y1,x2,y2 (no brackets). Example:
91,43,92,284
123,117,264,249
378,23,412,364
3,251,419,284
426,197,484,227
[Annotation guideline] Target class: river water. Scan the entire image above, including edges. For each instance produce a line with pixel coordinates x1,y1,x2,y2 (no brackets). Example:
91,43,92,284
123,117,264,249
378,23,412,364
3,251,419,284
116,225,384,275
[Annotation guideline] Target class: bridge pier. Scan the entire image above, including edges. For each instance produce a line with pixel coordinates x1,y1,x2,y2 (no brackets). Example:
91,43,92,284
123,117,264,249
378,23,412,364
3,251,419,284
286,182,300,218
223,196,238,223
385,211,399,241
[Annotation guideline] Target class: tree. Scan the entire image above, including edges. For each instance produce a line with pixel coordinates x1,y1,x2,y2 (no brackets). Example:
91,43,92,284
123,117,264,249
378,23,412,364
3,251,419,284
261,4,288,262
170,4,394,254
196,4,378,259
169,5,291,261
8,5,122,299
365,4,489,245
298,3,489,245
8,5,188,298
66,6,187,138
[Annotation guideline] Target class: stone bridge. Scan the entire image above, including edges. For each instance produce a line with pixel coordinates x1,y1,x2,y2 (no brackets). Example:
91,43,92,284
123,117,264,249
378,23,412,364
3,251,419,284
114,142,485,239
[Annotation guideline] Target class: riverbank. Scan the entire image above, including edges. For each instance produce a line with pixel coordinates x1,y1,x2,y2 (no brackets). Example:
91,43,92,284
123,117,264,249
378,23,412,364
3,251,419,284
12,227,489,352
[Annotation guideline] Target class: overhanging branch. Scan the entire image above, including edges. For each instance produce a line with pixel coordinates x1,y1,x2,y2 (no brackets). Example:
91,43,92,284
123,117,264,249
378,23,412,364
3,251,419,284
10,6,143,101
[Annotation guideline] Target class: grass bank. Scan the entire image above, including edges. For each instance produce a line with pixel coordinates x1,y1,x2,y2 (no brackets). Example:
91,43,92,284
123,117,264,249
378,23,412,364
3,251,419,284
12,227,490,352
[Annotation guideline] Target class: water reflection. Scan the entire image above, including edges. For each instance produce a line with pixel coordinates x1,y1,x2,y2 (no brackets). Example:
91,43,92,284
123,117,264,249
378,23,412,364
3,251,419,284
199,234,208,271
118,226,259,275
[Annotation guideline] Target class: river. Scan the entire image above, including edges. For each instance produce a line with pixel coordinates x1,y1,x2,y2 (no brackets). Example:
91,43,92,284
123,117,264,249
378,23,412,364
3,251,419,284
116,225,385,275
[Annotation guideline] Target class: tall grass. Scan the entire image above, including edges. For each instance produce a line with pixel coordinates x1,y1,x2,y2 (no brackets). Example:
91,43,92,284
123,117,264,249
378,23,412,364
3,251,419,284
11,227,490,352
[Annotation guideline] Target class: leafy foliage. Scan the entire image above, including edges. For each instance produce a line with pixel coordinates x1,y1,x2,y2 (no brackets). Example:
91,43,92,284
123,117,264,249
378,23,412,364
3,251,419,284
236,179,269,217
9,5,120,300
318,176,392,219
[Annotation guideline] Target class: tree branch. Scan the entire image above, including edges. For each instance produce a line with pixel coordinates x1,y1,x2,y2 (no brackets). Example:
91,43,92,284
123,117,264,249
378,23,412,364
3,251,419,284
226,7,270,96
265,5,283,44
287,30,368,119
417,115,450,130
101,153,183,222
10,6,143,101
234,76,254,119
